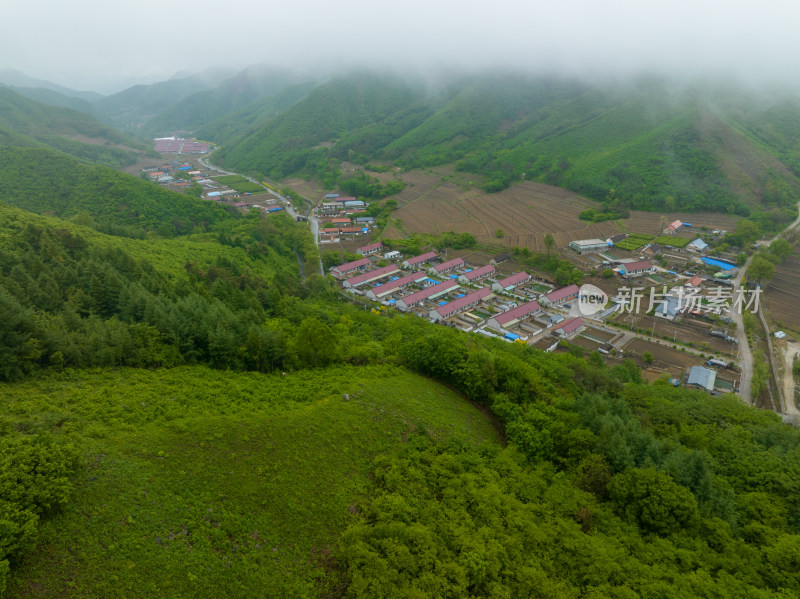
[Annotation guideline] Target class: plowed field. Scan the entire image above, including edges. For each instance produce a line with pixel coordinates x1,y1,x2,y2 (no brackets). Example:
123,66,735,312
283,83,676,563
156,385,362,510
389,176,741,252
764,250,800,333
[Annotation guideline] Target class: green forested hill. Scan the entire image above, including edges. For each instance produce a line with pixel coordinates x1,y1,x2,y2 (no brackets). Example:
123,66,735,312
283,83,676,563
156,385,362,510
0,146,232,235
91,68,236,131
0,87,152,167
0,190,799,596
0,68,103,102
140,66,313,138
194,80,317,145
215,72,800,223
213,72,427,178
0,84,98,114
1,75,800,596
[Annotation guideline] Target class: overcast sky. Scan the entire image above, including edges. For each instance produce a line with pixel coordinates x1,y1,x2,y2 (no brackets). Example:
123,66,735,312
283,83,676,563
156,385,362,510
4,0,798,93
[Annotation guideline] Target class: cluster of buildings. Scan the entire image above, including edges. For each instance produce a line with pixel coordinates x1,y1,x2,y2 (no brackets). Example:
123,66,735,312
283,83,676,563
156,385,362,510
331,243,586,344
141,162,206,189
153,137,210,154
316,194,373,242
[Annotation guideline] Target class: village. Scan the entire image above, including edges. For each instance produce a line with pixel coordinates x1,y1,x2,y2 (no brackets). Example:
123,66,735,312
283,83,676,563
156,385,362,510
142,140,793,410
327,216,748,397
140,137,289,214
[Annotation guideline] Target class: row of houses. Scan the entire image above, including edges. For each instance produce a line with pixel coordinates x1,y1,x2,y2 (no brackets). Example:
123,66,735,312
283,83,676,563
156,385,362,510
429,288,493,322
320,226,370,237
331,250,585,342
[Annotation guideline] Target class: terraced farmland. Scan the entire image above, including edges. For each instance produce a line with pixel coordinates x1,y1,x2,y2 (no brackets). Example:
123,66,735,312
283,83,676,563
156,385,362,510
764,247,800,333
388,175,743,252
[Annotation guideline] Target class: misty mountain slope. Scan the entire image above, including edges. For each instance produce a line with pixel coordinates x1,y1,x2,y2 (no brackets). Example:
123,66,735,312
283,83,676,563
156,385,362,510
214,72,800,220
0,87,153,167
92,67,236,130
194,80,317,145
140,66,314,138
0,68,103,102
375,75,592,165
214,72,427,178
0,84,98,114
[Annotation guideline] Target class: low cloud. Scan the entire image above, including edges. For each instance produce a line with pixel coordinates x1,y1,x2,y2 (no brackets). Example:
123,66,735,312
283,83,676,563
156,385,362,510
3,0,798,93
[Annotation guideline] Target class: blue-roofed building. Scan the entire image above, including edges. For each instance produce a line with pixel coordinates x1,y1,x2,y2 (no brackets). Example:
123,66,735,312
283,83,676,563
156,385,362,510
702,257,736,271
655,296,681,320
687,366,716,392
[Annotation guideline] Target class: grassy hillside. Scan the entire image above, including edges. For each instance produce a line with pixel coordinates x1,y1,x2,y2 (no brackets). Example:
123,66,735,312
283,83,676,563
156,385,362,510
215,73,800,224
3,365,498,598
0,87,152,168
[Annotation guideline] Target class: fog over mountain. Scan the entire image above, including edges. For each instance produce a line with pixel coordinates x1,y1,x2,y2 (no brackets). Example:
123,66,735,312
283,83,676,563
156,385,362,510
3,0,798,93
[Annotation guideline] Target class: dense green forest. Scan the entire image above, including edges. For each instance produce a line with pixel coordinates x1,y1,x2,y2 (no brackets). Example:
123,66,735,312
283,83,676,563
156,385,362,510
90,68,237,131
0,87,152,168
1,186,799,596
0,147,235,236
139,67,312,140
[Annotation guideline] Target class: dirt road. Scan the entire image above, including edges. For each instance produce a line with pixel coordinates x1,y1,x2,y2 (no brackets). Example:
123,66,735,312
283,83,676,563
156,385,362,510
781,341,800,423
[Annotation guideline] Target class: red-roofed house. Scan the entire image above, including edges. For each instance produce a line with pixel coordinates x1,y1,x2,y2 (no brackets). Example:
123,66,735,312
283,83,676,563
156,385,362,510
357,242,383,256
395,280,458,311
429,288,493,322
330,257,370,278
430,258,464,276
365,271,426,300
339,227,367,235
458,264,495,285
402,251,439,269
618,260,653,278
666,220,683,234
553,318,585,339
541,284,580,307
684,275,703,288
342,265,400,289
492,271,531,292
487,300,542,331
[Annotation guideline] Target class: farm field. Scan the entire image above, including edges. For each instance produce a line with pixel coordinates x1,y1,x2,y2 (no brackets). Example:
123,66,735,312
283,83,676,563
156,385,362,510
582,326,617,343
570,335,604,352
614,312,737,355
622,338,700,377
763,247,800,333
283,178,324,204
386,175,742,252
